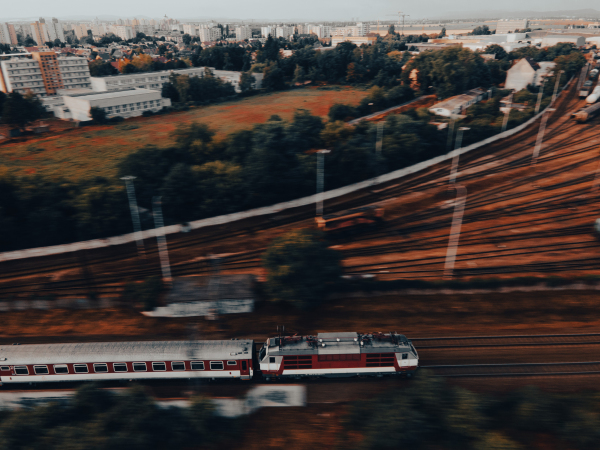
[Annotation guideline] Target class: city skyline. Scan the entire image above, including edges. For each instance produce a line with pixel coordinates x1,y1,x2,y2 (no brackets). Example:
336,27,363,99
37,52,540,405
2,1,600,23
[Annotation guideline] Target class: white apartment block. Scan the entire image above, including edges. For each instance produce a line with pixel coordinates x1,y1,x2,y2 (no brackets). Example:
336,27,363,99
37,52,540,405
91,24,108,37
72,24,89,40
276,26,294,39
31,21,50,45
62,88,171,121
90,66,263,93
0,53,92,97
44,18,65,43
0,23,11,45
112,25,134,41
261,26,274,38
235,25,252,40
199,26,222,42
183,24,198,36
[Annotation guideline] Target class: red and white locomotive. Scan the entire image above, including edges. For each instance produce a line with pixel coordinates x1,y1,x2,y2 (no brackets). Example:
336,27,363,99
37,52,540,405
259,331,418,380
0,331,419,385
0,340,254,385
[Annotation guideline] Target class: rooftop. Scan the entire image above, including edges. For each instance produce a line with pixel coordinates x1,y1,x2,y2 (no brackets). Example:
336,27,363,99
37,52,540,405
64,88,159,100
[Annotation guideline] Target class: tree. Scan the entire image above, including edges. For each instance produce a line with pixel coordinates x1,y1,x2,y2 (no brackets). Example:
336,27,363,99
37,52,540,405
262,35,280,62
261,61,286,91
470,25,491,35
161,81,179,102
293,64,306,84
90,106,106,124
23,36,37,47
484,44,508,60
89,60,118,77
388,24,396,35
131,53,153,72
438,27,446,38
182,33,192,45
1,92,44,130
239,71,256,92
262,229,342,309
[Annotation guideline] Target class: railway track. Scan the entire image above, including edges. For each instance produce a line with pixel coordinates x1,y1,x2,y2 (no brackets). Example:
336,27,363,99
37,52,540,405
423,361,600,378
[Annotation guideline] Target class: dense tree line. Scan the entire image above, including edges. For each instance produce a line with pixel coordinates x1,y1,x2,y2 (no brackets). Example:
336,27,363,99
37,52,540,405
344,372,600,449
0,385,234,450
161,71,237,103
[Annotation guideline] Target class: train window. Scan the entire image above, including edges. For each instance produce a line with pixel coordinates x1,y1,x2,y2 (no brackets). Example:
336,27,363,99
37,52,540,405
34,365,49,375
210,361,224,371
172,362,185,371
74,364,88,373
133,362,147,372
227,361,237,366
113,363,127,372
191,361,204,370
14,366,28,375
152,362,166,371
1,366,10,371
54,365,68,374
402,354,408,360
269,357,275,364
94,363,108,373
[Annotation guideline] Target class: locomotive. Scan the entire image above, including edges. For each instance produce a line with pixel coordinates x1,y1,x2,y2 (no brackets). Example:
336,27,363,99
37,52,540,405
0,331,418,385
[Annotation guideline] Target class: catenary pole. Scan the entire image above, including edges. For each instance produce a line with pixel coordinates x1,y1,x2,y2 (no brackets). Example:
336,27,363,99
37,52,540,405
531,108,555,167
443,185,467,278
449,127,469,185
121,176,144,256
316,149,331,217
152,196,172,284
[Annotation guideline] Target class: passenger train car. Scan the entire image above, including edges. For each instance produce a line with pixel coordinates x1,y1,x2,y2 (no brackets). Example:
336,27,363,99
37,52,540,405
0,331,419,385
0,340,254,385
259,332,418,380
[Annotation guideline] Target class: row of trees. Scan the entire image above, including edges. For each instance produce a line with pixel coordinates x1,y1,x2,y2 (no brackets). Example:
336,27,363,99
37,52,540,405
345,372,600,449
0,91,46,130
161,71,238,103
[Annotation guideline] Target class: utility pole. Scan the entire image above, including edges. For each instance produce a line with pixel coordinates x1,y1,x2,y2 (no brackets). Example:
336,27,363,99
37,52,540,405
316,149,331,217
446,115,457,153
551,70,565,105
152,196,172,285
535,77,547,114
121,176,145,256
531,108,556,167
399,12,410,36
501,92,513,133
443,185,467,279
449,127,469,186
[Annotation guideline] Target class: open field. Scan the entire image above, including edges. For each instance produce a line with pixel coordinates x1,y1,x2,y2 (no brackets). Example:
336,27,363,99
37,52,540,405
0,86,369,181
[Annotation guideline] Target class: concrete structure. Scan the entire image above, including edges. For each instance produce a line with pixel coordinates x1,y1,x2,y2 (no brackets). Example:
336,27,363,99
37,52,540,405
7,24,18,46
183,24,198,36
30,21,49,46
235,25,252,41
90,66,263,93
540,35,585,47
429,88,487,117
71,24,89,40
261,26,273,38
331,35,377,46
62,88,170,121
505,58,556,91
44,18,65,43
276,26,294,39
199,26,221,42
0,23,12,45
113,25,134,41
0,53,91,96
496,19,529,34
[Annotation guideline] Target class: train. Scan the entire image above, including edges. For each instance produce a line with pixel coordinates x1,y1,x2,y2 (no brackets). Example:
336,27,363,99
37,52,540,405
315,205,385,233
0,331,419,385
572,101,600,123
580,81,593,98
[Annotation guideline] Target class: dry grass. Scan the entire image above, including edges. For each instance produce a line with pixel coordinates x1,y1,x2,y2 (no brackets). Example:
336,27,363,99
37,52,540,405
0,86,369,182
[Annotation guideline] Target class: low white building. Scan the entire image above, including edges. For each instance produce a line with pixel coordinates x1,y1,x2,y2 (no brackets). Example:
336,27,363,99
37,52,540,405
90,66,263,93
505,58,556,91
429,88,487,117
62,88,171,122
540,35,585,48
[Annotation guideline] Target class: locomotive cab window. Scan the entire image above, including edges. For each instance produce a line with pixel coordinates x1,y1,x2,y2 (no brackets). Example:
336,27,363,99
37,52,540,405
133,362,147,372
14,366,28,375
74,364,88,373
152,362,166,371
34,365,49,375
172,362,185,371
191,361,204,370
269,357,276,364
227,361,237,366
0,366,10,371
54,365,68,374
94,363,108,373
402,353,408,360
113,363,127,372
210,361,224,370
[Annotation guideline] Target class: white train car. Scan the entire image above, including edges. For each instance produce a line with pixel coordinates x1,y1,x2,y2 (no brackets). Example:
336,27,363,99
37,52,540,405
0,340,254,385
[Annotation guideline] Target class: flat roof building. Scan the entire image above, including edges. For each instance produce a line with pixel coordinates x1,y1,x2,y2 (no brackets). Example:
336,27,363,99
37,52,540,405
429,88,487,117
62,88,171,122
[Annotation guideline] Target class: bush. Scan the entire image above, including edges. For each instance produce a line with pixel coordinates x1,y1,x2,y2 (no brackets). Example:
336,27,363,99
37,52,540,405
262,229,342,309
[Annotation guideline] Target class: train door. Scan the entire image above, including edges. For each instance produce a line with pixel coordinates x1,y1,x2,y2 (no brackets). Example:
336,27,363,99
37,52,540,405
400,353,409,368
240,359,250,380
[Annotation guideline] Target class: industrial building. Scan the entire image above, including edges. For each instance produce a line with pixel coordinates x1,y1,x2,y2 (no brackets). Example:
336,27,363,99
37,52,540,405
496,19,529,34
429,88,487,117
504,58,556,91
61,88,171,121
540,35,585,47
90,66,263,93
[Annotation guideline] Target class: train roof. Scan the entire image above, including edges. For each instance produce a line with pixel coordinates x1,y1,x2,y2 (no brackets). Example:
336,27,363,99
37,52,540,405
265,332,413,356
0,340,253,365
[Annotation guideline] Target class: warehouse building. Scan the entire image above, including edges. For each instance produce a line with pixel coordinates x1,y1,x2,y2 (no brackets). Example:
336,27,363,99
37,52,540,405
540,35,585,47
504,58,556,91
62,88,171,122
429,88,487,117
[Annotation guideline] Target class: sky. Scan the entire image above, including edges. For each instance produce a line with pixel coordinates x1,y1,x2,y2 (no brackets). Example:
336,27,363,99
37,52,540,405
1,0,599,22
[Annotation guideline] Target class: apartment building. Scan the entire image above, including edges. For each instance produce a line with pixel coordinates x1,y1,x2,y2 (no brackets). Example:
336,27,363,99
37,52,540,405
90,66,263,93
183,24,198,36
0,23,11,45
44,18,65,43
0,52,92,96
235,25,252,40
31,21,49,45
199,26,222,42
276,26,294,39
63,88,171,121
113,25,134,41
261,26,273,38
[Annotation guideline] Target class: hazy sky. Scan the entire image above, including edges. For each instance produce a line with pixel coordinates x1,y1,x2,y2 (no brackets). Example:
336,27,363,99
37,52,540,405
1,0,599,22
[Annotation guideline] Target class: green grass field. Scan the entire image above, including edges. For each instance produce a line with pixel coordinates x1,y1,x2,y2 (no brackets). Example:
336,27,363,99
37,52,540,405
0,86,369,181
